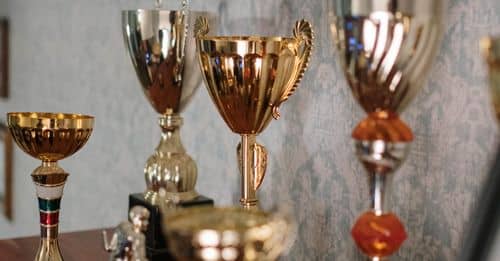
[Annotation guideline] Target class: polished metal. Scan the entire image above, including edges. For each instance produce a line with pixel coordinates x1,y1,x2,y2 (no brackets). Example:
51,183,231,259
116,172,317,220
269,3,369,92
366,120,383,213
355,140,408,215
481,37,500,122
329,0,444,113
7,112,94,261
329,0,444,258
122,10,215,204
195,16,314,207
162,207,293,261
103,206,150,261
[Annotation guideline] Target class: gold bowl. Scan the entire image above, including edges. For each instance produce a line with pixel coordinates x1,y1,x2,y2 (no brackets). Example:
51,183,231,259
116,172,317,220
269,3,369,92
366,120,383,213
7,112,94,162
196,18,313,134
163,207,292,261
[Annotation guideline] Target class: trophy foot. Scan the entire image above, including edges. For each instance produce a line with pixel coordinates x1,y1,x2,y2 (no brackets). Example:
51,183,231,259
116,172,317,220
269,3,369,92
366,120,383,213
35,238,63,261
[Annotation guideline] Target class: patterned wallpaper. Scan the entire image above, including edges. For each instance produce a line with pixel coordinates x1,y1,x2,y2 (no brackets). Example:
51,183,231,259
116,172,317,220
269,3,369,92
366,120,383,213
0,0,499,260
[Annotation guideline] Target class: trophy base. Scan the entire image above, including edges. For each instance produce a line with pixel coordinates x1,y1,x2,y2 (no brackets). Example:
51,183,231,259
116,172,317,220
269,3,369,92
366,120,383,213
128,193,214,251
146,247,175,261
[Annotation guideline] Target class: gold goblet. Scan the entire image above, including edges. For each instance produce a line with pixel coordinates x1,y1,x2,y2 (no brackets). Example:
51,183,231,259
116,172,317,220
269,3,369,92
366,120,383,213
328,0,444,259
162,206,293,261
194,17,314,208
481,36,500,122
6,112,94,261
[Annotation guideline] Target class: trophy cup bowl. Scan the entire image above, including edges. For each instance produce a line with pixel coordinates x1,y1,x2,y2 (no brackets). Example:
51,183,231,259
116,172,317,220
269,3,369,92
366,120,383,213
328,0,443,258
162,207,293,261
481,36,500,122
7,112,93,261
195,16,314,208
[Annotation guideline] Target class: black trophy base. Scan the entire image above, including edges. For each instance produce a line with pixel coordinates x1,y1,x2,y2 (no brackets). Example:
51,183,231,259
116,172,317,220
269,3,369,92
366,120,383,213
128,193,214,260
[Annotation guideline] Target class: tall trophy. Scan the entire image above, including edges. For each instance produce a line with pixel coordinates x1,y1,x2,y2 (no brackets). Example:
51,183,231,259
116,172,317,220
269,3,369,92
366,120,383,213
328,0,444,259
122,7,215,260
194,17,314,208
6,112,94,261
481,36,500,122
162,206,293,261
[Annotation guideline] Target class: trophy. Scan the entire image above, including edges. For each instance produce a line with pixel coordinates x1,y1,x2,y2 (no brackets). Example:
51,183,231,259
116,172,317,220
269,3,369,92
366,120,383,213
481,36,500,122
194,17,314,208
328,0,444,259
122,8,215,259
162,206,293,261
6,112,94,261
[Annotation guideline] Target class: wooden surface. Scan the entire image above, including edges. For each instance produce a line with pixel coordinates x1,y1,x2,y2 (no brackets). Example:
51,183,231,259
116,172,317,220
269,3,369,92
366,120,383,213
0,229,110,260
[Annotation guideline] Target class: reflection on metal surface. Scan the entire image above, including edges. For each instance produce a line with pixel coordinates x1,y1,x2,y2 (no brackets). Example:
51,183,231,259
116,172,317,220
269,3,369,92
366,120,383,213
6,112,94,261
195,17,314,207
103,206,150,261
330,0,443,113
329,0,444,259
162,207,293,261
122,10,216,204
481,37,500,122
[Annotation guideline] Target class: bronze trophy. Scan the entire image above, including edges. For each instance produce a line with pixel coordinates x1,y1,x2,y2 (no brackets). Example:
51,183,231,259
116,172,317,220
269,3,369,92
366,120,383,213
122,8,215,260
194,16,314,209
7,112,94,261
328,0,444,259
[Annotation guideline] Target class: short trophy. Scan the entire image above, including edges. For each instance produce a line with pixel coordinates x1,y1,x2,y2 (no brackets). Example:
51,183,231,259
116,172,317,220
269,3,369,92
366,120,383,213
328,0,444,259
122,7,216,259
6,112,94,261
481,36,500,122
162,206,293,261
194,17,314,209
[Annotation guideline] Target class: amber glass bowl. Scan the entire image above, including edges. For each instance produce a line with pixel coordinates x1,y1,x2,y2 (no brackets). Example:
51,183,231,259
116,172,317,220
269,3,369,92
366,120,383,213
6,112,94,162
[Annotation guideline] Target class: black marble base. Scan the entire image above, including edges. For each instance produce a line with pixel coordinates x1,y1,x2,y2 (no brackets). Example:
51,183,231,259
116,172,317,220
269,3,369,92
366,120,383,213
128,193,214,258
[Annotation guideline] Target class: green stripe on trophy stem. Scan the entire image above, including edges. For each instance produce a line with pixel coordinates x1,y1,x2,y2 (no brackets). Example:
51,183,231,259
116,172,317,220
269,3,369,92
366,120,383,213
38,198,61,212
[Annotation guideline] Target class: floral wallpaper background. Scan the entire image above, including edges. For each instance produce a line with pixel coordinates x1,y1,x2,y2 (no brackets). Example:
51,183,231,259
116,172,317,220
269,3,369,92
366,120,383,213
0,0,499,260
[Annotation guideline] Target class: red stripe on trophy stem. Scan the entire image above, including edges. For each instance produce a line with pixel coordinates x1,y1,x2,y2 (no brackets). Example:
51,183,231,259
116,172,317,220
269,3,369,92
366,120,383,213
39,211,59,226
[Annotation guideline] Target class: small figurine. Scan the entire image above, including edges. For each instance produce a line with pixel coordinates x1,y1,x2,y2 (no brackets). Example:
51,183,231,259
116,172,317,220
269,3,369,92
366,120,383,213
103,206,150,261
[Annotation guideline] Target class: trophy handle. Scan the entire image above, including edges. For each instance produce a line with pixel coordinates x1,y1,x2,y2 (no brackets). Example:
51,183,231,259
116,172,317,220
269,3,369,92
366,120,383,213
272,19,314,119
194,16,210,38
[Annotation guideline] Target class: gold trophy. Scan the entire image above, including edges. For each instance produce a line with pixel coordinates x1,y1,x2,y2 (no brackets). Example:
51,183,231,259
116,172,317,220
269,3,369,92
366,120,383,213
122,7,215,259
6,112,94,261
481,37,500,122
328,0,444,259
194,17,314,208
162,206,293,261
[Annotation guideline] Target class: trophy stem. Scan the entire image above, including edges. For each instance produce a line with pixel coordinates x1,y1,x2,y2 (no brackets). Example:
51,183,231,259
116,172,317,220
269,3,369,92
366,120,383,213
32,161,68,261
368,172,393,215
240,134,258,208
144,113,198,205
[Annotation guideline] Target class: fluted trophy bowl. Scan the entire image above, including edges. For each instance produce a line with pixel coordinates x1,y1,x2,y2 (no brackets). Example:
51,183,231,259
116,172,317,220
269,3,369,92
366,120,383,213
6,112,94,261
162,207,293,261
481,36,500,122
122,10,216,203
123,9,206,114
328,0,443,259
195,16,314,208
195,17,313,134
7,112,93,161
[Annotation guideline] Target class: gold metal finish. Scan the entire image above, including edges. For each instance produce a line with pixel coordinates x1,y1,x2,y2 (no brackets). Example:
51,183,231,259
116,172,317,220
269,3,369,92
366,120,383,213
481,36,500,122
196,17,314,207
123,10,216,203
162,207,292,261
6,112,94,261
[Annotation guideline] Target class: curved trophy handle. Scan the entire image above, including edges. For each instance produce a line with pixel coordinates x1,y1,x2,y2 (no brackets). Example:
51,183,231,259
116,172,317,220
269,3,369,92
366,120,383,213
194,16,210,38
272,19,314,119
237,141,268,190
